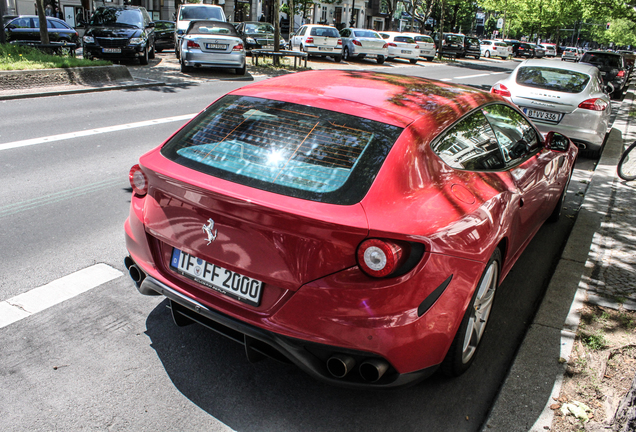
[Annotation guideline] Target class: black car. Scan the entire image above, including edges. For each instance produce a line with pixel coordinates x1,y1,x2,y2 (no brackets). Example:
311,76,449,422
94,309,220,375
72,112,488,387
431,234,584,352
235,21,285,52
82,6,156,65
154,20,175,52
434,33,465,57
463,36,480,59
511,42,535,58
4,15,79,44
580,50,628,99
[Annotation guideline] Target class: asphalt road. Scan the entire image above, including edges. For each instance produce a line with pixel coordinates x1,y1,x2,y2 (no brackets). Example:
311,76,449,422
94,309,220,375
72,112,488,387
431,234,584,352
0,56,612,431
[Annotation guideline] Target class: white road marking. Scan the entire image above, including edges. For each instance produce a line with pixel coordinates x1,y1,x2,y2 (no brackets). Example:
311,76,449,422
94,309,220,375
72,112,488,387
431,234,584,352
0,264,123,329
440,78,453,81
455,73,491,79
0,114,196,152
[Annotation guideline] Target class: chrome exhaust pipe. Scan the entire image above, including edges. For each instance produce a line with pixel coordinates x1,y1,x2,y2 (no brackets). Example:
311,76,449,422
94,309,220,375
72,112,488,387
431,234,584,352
359,359,389,382
326,354,356,378
124,256,156,294
576,142,587,150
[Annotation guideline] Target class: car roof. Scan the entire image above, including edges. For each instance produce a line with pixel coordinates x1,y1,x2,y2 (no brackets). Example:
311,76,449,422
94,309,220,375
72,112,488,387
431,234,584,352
517,59,598,74
229,70,500,129
584,50,621,56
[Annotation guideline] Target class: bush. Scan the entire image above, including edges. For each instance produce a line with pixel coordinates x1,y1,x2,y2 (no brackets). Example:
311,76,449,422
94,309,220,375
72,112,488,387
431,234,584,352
0,43,110,70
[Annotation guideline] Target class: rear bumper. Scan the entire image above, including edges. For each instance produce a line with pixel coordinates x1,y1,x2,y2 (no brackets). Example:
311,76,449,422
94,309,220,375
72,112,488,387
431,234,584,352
182,50,245,68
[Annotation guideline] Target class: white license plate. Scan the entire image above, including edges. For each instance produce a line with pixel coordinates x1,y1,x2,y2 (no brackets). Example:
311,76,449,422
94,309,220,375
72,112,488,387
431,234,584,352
401,50,412,54
102,48,121,53
206,43,228,50
170,248,263,306
318,46,331,51
524,108,562,122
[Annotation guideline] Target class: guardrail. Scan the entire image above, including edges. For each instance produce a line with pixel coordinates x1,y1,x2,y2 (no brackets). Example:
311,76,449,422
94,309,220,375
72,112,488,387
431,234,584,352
251,49,308,69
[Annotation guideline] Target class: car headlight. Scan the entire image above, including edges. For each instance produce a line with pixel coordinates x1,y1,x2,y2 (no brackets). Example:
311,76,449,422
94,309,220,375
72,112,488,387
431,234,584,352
246,37,256,44
83,35,94,43
129,37,144,45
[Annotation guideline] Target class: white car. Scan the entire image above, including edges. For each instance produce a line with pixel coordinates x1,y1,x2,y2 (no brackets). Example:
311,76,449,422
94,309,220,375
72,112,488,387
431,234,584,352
539,43,557,57
402,33,435,61
339,28,388,64
491,59,611,155
562,47,584,62
480,40,511,59
290,24,343,62
378,31,420,64
175,4,226,59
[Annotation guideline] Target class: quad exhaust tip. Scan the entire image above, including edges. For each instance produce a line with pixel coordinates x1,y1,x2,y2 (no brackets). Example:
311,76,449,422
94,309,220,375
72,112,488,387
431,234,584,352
326,354,355,378
359,359,389,383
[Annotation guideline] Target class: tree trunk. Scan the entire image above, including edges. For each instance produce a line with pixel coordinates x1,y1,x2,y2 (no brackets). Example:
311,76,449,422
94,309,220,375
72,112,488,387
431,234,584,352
586,373,636,432
36,0,50,45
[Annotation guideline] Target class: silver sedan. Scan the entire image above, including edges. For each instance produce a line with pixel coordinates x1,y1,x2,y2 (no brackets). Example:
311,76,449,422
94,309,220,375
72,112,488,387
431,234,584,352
491,59,611,155
339,28,388,64
180,20,246,75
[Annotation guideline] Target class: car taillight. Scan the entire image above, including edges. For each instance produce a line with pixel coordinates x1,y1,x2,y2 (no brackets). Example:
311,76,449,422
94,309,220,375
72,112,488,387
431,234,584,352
187,40,200,49
415,44,419,49
491,83,511,98
353,40,362,46
337,38,342,46
357,239,408,278
382,43,388,49
493,46,497,50
578,98,609,111
305,37,314,44
388,42,397,47
617,70,625,77
129,164,148,197
233,43,244,51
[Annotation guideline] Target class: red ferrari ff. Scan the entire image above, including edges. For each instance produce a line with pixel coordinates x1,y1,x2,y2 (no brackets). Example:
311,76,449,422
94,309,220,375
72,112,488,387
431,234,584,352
124,70,577,388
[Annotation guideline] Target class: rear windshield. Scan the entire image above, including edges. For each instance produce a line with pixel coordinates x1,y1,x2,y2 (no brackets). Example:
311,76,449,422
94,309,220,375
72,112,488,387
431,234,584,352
516,66,590,93
580,53,621,68
353,30,380,39
245,23,274,34
160,96,403,205
395,36,415,43
180,6,224,21
495,42,507,47
310,27,339,37
187,21,237,36
413,35,434,43
445,35,463,43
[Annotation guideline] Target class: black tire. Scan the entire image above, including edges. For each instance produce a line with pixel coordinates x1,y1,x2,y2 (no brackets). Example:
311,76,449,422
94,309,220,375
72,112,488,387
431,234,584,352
618,141,636,181
139,46,149,65
334,55,342,63
148,42,155,59
474,55,480,60
343,46,351,61
485,50,490,58
377,55,385,64
180,59,191,73
175,47,180,59
409,58,417,64
156,48,163,53
426,56,434,62
235,63,246,75
612,87,623,100
548,173,572,222
441,248,501,377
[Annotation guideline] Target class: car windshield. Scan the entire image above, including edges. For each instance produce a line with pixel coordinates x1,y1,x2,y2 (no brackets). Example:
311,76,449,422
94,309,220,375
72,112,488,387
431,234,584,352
160,95,402,205
309,27,339,37
446,35,463,43
353,30,380,39
413,35,433,43
89,8,143,27
516,66,590,93
187,21,237,36
580,53,621,68
245,23,274,33
180,6,224,21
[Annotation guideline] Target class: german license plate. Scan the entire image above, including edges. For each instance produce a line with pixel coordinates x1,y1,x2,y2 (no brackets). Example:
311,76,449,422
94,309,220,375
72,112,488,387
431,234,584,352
102,48,121,53
318,46,331,51
206,43,227,50
401,50,412,54
170,248,262,306
524,108,562,122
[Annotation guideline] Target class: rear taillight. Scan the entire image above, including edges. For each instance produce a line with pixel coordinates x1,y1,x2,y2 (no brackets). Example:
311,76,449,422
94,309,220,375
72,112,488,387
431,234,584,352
490,83,511,98
337,38,342,46
388,42,397,47
305,37,314,44
617,70,625,77
415,45,419,49
357,239,408,278
382,43,388,49
233,43,244,51
578,98,609,111
353,40,362,46
129,164,148,197
187,40,200,49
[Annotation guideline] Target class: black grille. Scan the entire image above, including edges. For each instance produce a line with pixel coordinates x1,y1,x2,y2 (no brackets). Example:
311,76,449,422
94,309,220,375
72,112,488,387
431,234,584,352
96,37,128,48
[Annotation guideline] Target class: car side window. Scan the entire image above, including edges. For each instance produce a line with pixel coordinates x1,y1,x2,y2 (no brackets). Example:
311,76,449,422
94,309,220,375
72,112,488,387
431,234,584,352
298,26,306,36
431,110,505,171
481,104,540,164
340,29,349,37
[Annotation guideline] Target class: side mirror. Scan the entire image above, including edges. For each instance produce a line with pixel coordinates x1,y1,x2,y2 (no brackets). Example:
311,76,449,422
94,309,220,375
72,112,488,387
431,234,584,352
176,29,184,35
604,83,614,94
148,22,155,28
545,131,570,152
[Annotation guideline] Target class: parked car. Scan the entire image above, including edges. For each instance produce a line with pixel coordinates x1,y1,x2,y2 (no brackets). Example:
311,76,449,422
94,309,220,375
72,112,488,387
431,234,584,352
178,20,246,75
175,4,225,59
529,43,545,58
2,15,18,26
511,42,535,58
378,31,420,64
4,15,79,45
539,43,557,57
480,39,511,59
125,69,577,388
491,59,611,155
290,24,342,62
82,6,155,65
234,21,285,53
433,32,465,57
154,20,175,52
579,50,628,99
339,28,387,64
617,50,635,71
561,47,583,62
463,36,481,59
402,32,435,61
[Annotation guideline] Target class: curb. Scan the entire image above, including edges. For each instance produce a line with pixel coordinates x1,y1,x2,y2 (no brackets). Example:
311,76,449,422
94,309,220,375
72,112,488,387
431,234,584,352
482,82,636,431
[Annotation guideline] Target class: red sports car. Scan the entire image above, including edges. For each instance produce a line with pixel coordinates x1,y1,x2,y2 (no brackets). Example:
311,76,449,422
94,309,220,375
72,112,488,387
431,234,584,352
124,70,577,388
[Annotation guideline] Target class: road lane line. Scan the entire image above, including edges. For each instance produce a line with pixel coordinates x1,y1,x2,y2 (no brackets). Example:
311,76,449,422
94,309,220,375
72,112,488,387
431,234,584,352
0,264,123,329
490,72,508,75
454,73,491,79
0,114,196,152
440,78,453,81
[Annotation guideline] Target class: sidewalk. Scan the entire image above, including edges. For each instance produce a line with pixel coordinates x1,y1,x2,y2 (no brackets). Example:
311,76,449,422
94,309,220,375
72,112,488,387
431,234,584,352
484,82,636,431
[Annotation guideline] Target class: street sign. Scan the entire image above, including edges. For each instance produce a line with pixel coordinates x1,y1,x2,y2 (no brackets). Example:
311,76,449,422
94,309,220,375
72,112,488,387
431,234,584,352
497,18,504,29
